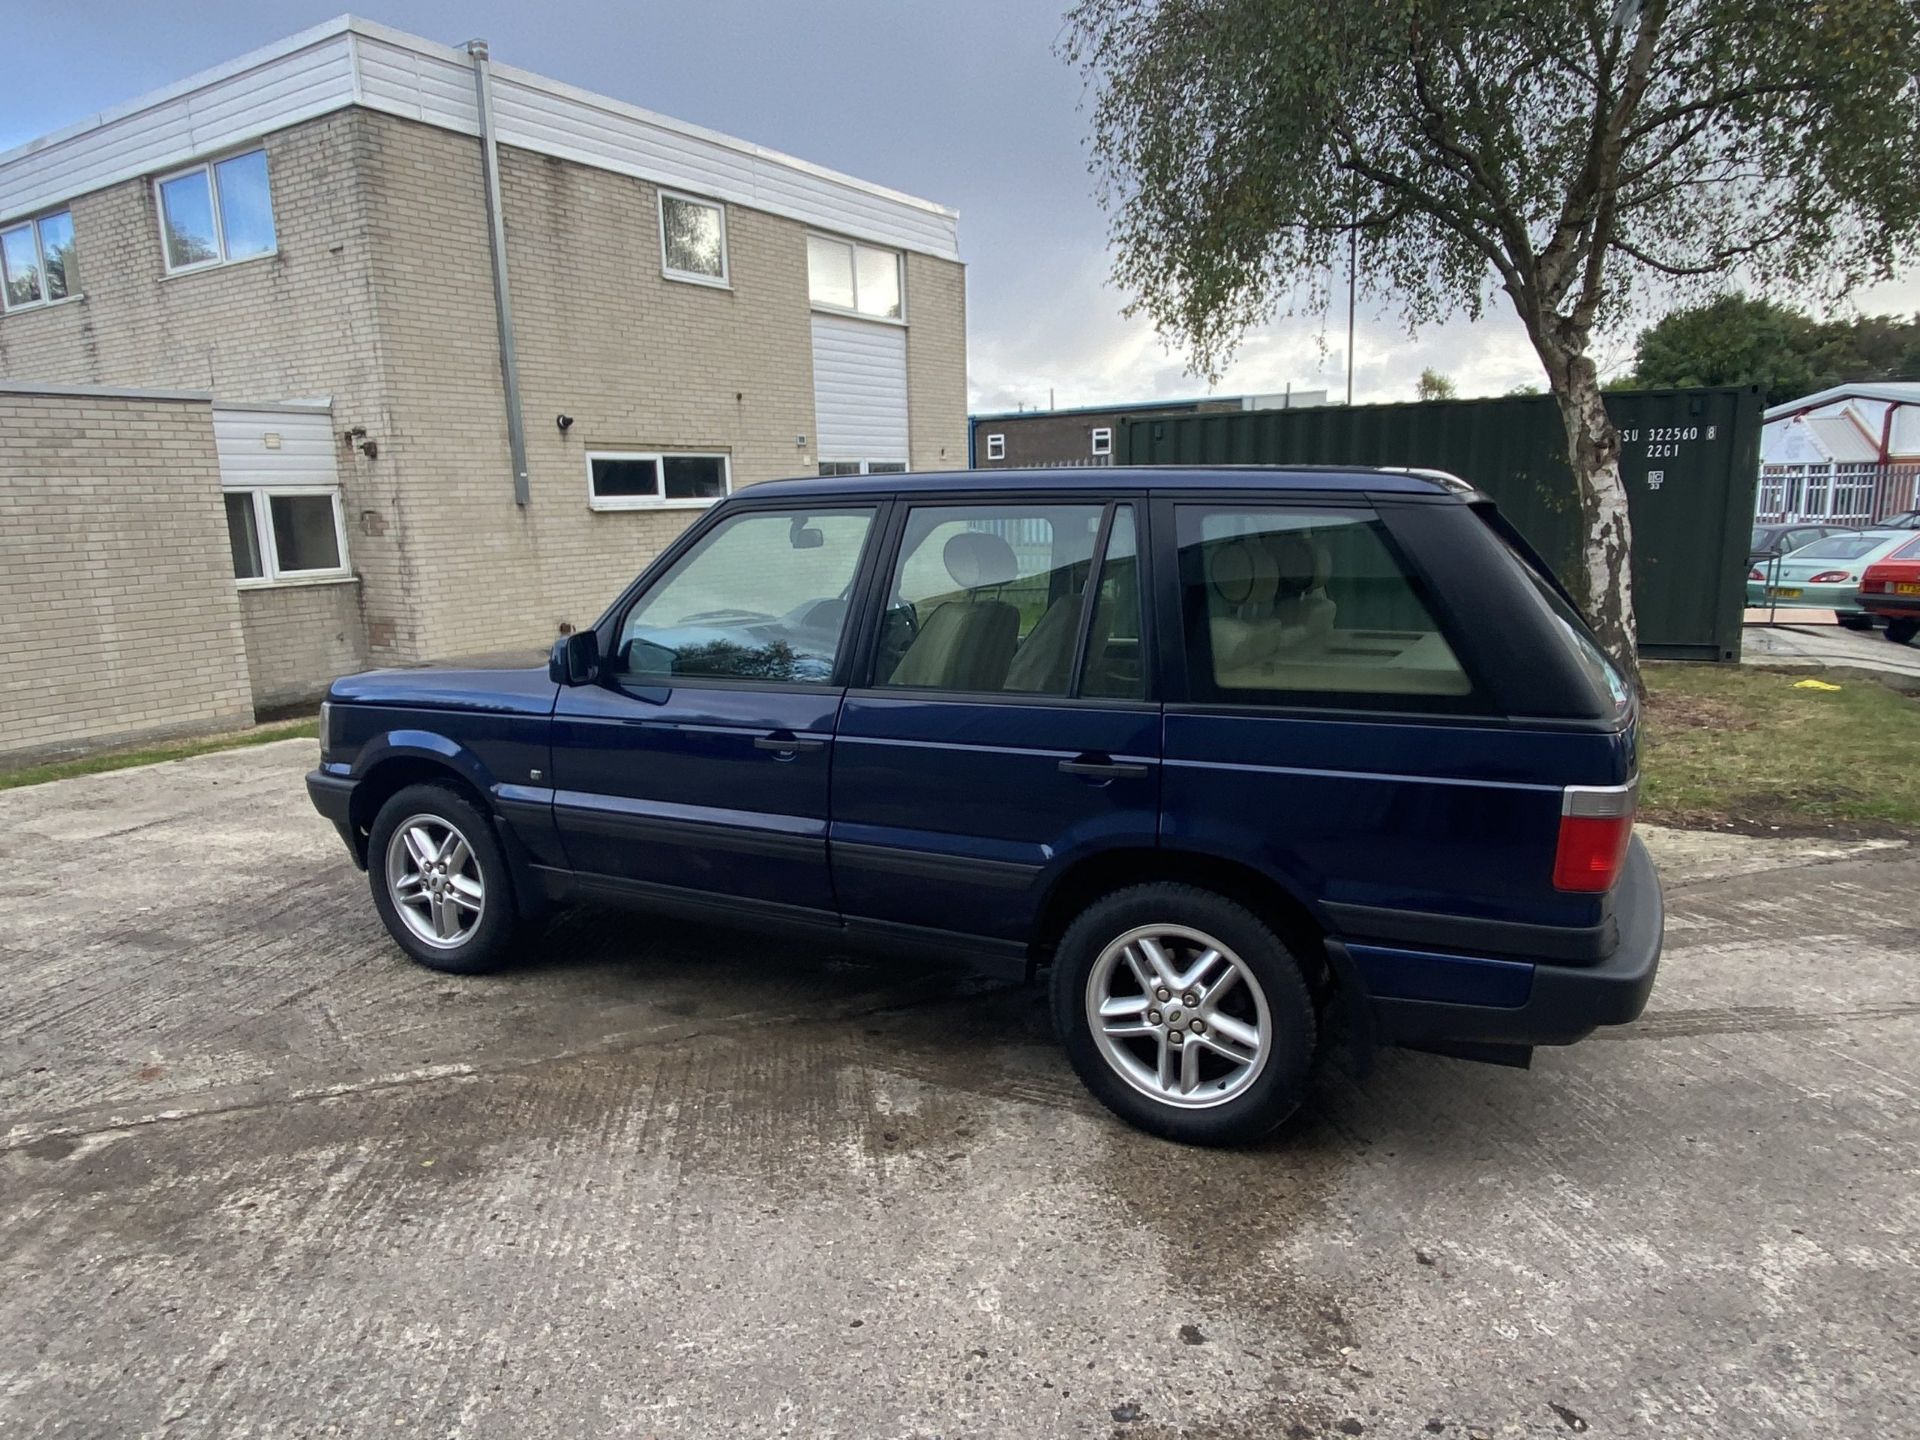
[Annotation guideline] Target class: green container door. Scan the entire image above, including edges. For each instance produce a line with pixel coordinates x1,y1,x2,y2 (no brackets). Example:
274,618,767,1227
1122,387,1762,660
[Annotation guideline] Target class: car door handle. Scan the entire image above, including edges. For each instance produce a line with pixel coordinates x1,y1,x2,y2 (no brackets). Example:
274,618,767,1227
1059,754,1149,779
755,732,825,754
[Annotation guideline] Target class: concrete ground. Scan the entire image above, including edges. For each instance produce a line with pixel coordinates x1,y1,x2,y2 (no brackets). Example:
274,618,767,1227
1742,612,1920,684
2,743,1915,1440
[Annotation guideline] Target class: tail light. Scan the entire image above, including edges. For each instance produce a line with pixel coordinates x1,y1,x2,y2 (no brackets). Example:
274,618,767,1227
1807,571,1851,584
1554,781,1637,892
1748,567,1764,581
1862,578,1886,594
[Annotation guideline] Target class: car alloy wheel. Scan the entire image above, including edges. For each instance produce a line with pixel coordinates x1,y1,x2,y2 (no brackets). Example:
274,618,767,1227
1084,923,1273,1108
384,812,487,949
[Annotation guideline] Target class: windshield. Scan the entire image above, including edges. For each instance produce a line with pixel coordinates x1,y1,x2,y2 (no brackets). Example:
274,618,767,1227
1789,533,1894,561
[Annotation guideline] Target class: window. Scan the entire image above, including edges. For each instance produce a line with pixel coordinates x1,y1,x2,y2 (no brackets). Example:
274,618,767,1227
222,488,349,585
1082,507,1145,699
659,192,727,285
156,149,276,272
587,451,731,510
1090,427,1113,457
807,234,902,319
1,210,76,311
873,503,1118,696
985,433,1005,461
1177,506,1471,704
615,508,875,684
817,459,908,476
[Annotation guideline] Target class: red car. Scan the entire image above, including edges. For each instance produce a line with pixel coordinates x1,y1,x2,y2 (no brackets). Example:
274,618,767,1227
1856,533,1920,645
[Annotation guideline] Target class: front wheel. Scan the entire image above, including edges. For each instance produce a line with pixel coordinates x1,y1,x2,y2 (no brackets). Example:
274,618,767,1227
1051,883,1317,1146
367,783,521,974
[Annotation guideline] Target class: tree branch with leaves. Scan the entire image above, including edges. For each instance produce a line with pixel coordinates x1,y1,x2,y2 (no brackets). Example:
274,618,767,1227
1062,0,1920,682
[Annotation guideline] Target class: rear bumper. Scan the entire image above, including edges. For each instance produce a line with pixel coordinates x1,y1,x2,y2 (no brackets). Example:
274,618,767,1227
1336,835,1663,1053
306,769,364,867
1860,594,1920,619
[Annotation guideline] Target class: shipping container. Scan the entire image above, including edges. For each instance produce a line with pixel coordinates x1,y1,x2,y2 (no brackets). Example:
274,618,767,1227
1122,386,1762,660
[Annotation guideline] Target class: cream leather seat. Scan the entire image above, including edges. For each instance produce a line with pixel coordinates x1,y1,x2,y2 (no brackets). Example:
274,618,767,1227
888,531,1023,690
1207,531,1337,678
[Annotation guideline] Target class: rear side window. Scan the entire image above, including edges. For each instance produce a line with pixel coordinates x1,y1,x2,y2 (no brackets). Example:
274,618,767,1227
1175,505,1471,705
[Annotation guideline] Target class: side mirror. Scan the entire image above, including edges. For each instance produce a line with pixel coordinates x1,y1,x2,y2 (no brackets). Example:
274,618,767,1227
549,630,600,686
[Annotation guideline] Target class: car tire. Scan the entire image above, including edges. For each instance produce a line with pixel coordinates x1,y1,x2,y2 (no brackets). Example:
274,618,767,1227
1886,618,1918,646
367,782,520,974
1051,883,1317,1146
1838,613,1875,632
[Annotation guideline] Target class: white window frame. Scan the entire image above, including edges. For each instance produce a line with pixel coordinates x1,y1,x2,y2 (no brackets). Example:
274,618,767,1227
0,209,77,313
985,433,1006,461
658,190,730,289
1090,427,1113,457
817,459,910,476
154,148,277,275
587,450,734,512
806,232,905,323
225,486,351,588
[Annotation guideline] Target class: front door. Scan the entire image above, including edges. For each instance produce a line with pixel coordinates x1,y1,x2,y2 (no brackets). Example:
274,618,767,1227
550,504,879,917
830,498,1157,948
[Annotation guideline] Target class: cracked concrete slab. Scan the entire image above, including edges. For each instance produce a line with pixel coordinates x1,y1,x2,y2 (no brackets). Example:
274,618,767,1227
1,741,1915,1439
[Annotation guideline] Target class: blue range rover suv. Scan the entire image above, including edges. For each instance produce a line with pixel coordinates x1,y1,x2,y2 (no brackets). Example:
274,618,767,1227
308,467,1661,1144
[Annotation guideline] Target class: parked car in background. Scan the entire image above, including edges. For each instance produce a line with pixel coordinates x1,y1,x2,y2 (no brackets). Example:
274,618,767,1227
1749,522,1857,570
1872,510,1920,530
1747,529,1920,627
1856,533,1920,645
308,466,1662,1146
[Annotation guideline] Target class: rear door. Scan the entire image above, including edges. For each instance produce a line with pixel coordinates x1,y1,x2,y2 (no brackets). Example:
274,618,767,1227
549,502,881,917
829,495,1156,949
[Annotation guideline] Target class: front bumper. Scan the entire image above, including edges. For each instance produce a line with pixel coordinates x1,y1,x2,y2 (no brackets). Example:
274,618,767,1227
1340,835,1664,1054
306,768,364,867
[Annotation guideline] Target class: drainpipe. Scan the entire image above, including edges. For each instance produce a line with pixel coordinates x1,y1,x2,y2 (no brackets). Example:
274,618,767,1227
466,39,530,506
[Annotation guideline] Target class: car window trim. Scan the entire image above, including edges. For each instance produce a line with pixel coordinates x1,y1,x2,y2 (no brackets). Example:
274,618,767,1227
1066,503,1117,700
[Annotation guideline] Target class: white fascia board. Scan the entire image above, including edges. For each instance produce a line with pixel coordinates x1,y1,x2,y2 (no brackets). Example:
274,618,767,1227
1,13,960,261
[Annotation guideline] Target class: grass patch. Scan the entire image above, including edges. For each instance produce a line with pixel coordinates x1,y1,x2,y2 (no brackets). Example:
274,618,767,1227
1641,663,1920,836
0,719,317,792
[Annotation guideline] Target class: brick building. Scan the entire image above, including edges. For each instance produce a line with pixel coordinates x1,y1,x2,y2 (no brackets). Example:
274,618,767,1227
0,16,966,755
971,392,1329,469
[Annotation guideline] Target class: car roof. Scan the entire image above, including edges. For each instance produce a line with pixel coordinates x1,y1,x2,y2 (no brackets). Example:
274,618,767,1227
745,465,1467,500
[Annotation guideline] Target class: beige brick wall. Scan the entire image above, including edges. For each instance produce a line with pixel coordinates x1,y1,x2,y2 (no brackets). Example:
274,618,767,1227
906,251,970,473
0,107,969,668
0,390,254,761
237,581,368,713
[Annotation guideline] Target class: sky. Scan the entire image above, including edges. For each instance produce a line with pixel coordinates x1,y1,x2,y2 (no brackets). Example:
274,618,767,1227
5,0,1917,414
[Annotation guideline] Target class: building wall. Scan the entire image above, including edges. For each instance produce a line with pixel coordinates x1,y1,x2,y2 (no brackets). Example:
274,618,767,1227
238,582,368,714
1,106,970,670
905,252,969,474
0,389,254,761
971,410,1139,468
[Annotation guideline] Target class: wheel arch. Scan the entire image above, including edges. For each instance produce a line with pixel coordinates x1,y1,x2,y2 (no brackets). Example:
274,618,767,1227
345,734,496,863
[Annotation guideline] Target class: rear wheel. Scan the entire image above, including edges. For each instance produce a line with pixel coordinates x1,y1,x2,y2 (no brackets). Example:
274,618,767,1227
1051,883,1317,1146
367,783,520,974
1886,618,1918,645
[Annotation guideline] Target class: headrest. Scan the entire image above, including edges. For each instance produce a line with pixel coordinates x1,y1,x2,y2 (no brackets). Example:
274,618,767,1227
1206,537,1278,607
944,529,1019,589
1265,531,1321,600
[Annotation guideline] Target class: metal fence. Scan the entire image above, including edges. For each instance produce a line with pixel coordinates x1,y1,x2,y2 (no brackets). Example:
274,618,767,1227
1756,461,1920,526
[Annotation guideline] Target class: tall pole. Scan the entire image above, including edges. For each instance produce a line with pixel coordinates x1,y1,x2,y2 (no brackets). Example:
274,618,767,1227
1345,223,1357,407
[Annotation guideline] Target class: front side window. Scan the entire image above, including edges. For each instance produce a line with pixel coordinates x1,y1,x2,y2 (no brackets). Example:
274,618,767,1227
588,451,731,510
807,234,902,319
157,149,276,272
1,210,76,311
615,508,875,684
222,488,348,584
873,503,1113,696
659,192,727,284
1177,505,1471,705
